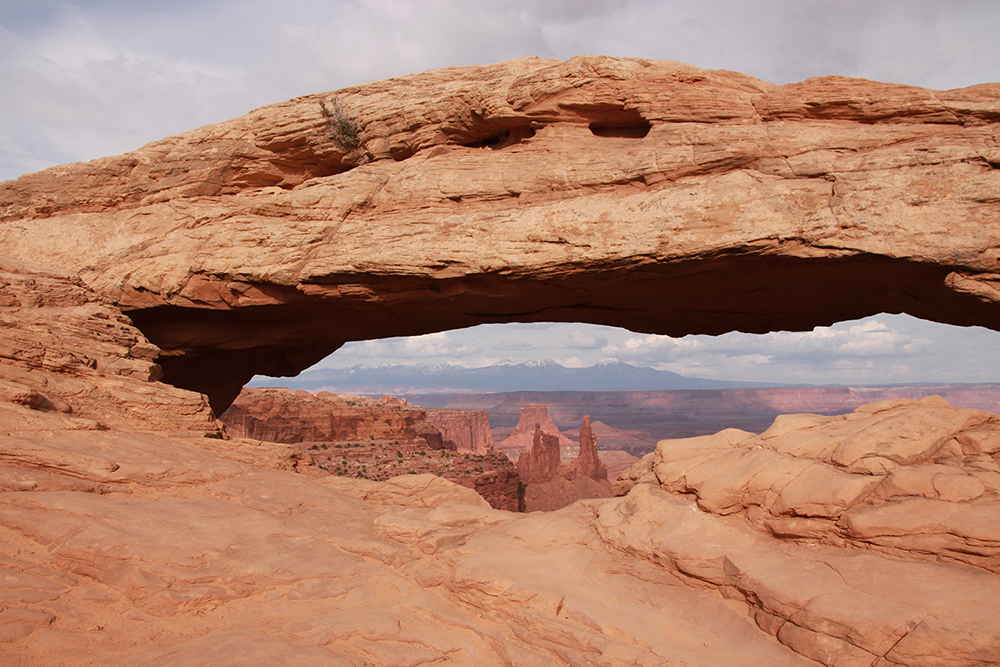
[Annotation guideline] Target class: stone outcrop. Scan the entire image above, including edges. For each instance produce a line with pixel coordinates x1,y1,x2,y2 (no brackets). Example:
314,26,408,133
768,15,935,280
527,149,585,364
616,395,1000,573
497,403,576,461
516,412,614,511
222,387,430,443
516,424,562,483
0,256,220,437
221,387,522,510
423,408,495,454
3,58,1000,666
566,415,609,481
2,57,999,412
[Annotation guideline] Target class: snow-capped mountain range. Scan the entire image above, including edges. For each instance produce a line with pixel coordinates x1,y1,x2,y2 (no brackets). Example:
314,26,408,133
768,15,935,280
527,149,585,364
249,359,789,394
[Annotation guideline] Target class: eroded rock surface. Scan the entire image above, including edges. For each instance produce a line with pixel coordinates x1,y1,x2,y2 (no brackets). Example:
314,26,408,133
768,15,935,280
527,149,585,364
617,395,1000,573
2,56,999,411
517,412,614,512
1,256,999,666
423,408,495,454
221,387,522,511
497,402,577,461
3,57,1000,666
222,387,433,444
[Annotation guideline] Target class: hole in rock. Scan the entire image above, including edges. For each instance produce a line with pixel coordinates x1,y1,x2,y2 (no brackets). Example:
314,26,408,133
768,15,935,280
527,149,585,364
444,111,537,151
589,123,650,139
235,316,1000,511
557,104,652,138
460,125,536,150
128,252,1000,417
259,316,1000,397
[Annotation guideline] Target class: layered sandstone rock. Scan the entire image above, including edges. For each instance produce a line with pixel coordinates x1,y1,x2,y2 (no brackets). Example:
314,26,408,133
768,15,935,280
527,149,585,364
222,387,430,444
3,57,999,412
516,424,562,483
423,408,495,454
516,413,614,511
497,403,576,461
0,256,220,437
565,415,609,481
3,57,1000,666
220,387,522,511
616,395,1000,573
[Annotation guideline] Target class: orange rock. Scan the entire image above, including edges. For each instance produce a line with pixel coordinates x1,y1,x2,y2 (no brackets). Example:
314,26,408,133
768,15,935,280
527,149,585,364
422,408,495,454
497,403,576,461
3,58,999,412
618,395,1000,573
3,56,1000,666
517,423,562,484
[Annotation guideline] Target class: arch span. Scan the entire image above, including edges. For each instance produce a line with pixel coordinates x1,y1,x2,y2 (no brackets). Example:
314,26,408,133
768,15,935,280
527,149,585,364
1,56,999,412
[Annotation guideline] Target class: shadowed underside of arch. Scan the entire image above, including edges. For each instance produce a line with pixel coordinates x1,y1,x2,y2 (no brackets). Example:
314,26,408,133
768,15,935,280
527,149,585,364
2,56,999,413
129,254,999,413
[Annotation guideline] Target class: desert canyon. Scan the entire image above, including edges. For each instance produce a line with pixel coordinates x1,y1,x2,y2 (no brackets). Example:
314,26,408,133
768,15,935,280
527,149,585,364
1,55,1000,666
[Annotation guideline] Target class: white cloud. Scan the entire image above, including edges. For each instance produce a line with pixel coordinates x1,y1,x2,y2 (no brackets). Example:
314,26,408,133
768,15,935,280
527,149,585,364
305,314,1000,385
567,329,608,349
5,0,1000,180
403,331,467,357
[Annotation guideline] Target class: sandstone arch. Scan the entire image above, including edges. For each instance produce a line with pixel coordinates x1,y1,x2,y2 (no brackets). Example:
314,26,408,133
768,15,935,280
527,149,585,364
2,55,999,412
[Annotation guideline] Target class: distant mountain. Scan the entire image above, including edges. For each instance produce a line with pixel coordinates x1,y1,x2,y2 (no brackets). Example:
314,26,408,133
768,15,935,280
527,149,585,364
249,360,793,394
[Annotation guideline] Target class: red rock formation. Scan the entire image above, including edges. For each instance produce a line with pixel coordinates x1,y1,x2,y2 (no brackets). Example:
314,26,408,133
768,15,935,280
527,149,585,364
497,403,576,461
514,412,614,511
615,395,1000,573
2,254,1000,666
379,395,409,406
221,387,522,510
567,415,609,482
222,388,428,443
423,408,494,454
0,256,220,436
517,424,562,484
4,56,1000,665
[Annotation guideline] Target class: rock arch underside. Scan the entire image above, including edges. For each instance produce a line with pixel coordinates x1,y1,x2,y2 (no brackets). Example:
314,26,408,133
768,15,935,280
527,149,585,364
3,57,1000,666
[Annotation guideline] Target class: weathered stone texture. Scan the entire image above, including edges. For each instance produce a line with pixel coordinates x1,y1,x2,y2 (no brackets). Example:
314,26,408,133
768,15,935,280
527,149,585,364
2,57,998,411
1,57,1000,667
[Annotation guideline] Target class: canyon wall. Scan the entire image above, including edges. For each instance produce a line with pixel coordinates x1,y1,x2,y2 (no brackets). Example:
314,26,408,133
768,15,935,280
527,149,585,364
222,388,428,443
220,387,522,511
423,408,495,454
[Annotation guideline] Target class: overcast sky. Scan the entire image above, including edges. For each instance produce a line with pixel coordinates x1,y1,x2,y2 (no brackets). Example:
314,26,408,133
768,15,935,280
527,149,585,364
3,0,1000,385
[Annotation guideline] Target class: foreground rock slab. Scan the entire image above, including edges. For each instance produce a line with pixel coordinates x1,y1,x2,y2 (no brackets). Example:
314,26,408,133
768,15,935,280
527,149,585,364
617,395,1000,573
